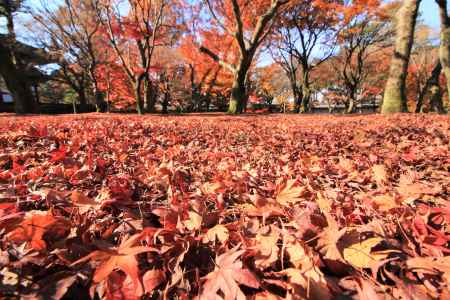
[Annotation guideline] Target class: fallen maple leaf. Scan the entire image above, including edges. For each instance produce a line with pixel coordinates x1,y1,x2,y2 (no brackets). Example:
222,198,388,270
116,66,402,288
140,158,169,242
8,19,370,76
202,224,229,244
143,269,166,293
71,233,157,297
70,191,101,213
406,256,450,283
200,246,260,300
276,180,306,206
370,194,399,211
342,236,387,268
7,211,70,251
372,164,389,186
253,226,280,269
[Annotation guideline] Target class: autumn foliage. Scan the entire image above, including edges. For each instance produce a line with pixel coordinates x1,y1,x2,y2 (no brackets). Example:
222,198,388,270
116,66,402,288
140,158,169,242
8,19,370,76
0,114,449,299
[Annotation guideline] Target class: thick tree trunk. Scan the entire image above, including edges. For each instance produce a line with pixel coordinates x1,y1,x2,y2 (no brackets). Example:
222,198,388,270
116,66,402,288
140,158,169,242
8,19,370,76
144,78,157,113
229,74,246,114
299,71,311,113
228,58,251,114
78,87,87,108
416,62,442,113
437,0,450,106
290,80,303,113
0,45,38,114
382,0,421,114
429,84,445,113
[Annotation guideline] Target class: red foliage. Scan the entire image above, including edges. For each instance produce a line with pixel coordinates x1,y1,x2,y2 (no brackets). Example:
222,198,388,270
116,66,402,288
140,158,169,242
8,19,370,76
0,114,449,299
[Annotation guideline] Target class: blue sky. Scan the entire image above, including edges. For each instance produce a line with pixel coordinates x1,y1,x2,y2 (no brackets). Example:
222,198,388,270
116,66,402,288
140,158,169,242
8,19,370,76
421,0,440,29
1,0,443,34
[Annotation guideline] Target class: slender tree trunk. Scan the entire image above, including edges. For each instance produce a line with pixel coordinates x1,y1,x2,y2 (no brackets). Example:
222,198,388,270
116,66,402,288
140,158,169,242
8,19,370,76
72,98,77,114
347,97,355,114
162,92,169,114
382,0,421,114
437,0,450,106
134,80,143,115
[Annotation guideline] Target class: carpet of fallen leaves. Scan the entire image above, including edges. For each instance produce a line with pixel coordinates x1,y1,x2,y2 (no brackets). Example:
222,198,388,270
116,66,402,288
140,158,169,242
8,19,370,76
0,113,449,300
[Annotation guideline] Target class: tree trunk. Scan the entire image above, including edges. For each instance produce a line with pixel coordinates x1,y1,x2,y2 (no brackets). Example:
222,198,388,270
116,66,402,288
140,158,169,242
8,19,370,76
134,81,143,115
229,74,246,114
347,97,355,114
437,0,450,106
162,92,169,114
416,62,442,113
72,98,77,114
145,80,158,113
0,45,38,114
299,71,311,113
78,87,87,108
228,58,251,114
290,80,302,113
382,0,421,114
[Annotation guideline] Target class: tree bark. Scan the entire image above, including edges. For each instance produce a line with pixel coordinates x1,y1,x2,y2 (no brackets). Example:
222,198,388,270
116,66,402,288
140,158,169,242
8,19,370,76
144,79,157,113
437,0,450,106
382,0,421,114
78,87,87,108
162,92,169,114
0,44,38,114
134,80,144,115
228,59,250,114
416,62,442,112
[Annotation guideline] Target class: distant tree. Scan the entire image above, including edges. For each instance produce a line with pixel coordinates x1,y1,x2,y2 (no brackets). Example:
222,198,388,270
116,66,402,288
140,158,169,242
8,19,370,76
96,0,181,114
270,0,338,113
200,0,289,114
333,0,393,113
32,0,106,111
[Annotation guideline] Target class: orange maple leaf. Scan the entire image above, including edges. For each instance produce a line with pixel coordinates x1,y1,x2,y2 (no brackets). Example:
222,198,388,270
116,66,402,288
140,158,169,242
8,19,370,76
7,212,69,251
201,245,260,300
71,233,157,297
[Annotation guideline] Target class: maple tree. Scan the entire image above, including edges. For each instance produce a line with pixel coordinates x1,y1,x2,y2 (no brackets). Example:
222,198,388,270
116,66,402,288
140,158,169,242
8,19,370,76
31,0,106,112
95,0,182,114
332,0,393,113
199,0,290,114
270,0,338,113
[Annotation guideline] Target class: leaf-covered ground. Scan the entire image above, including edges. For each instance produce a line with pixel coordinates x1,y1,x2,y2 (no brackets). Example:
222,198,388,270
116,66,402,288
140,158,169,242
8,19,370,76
0,113,449,300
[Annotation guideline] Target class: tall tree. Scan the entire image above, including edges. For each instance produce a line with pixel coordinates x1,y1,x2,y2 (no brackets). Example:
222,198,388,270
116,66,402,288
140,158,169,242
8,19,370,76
32,0,105,111
0,0,40,113
200,0,289,114
437,0,450,108
381,0,421,114
270,0,337,113
334,0,392,113
97,0,179,114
